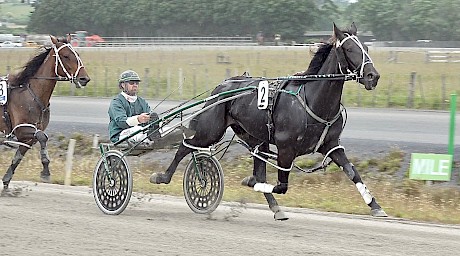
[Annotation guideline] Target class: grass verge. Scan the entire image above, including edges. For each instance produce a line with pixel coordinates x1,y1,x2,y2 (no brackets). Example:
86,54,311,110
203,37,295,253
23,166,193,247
1,133,459,224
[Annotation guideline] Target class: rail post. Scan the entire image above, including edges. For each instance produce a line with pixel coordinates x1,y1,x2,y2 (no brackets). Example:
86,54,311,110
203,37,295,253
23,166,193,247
144,67,150,97
179,68,183,97
104,67,108,97
448,93,457,157
387,73,394,107
192,68,197,96
156,68,161,98
92,134,99,149
64,139,76,186
407,71,416,108
441,74,447,110
167,69,171,95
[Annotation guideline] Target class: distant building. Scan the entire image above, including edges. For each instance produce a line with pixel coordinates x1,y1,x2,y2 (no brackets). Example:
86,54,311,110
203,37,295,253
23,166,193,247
0,33,21,43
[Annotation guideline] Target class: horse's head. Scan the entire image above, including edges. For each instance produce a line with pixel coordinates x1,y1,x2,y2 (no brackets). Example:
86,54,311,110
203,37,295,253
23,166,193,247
50,35,90,88
333,23,379,90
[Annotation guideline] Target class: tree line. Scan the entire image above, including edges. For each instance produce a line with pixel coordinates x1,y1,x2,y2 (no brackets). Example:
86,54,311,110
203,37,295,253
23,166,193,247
27,0,460,42
349,0,460,41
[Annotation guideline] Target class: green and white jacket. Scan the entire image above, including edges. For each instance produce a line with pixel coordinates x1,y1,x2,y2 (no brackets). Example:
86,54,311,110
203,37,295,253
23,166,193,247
108,93,151,142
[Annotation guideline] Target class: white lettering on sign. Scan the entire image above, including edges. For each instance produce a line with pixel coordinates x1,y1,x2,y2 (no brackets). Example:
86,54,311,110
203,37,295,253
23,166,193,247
412,159,433,174
434,159,450,175
412,159,449,175
409,153,452,181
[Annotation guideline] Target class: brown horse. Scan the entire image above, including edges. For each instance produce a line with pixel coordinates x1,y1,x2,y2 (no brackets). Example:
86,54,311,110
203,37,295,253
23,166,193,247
0,35,90,193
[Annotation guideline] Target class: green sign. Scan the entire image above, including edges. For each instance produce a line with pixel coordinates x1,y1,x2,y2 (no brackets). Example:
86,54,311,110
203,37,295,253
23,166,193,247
409,153,452,181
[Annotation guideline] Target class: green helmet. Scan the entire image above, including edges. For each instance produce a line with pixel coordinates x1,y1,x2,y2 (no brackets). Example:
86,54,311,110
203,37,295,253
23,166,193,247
118,70,141,85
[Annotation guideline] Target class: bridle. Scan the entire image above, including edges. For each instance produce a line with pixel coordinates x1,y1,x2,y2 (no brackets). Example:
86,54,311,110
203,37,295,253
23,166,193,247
33,42,85,87
53,42,84,84
335,33,374,79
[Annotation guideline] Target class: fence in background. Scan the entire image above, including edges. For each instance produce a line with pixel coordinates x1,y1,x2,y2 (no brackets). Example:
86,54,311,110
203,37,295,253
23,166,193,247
426,51,460,63
46,66,460,111
95,36,257,47
1,47,459,110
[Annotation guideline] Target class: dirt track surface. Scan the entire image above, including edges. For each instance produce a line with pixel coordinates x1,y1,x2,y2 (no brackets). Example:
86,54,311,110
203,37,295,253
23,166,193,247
1,181,459,256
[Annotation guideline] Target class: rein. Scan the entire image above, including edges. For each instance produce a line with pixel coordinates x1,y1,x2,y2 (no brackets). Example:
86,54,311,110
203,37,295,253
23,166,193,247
225,73,358,83
30,76,75,81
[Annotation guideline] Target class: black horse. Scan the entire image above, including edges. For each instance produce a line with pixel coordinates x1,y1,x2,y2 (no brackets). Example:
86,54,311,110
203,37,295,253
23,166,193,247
151,23,387,219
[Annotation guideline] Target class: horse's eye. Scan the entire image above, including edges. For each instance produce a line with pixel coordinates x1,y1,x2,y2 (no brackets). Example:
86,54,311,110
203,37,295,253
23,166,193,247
346,48,353,52
63,55,70,59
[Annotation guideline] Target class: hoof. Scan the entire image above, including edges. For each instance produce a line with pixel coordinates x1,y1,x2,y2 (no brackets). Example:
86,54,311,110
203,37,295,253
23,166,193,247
274,210,289,221
241,176,256,187
149,173,170,184
40,175,51,183
371,208,388,217
1,187,22,197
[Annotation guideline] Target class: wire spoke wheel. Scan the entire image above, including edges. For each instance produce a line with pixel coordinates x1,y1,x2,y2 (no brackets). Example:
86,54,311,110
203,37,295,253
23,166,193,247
183,152,224,214
93,150,132,215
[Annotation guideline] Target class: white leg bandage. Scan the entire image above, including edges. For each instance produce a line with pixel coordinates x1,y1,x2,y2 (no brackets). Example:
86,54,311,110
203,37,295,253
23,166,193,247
356,182,373,205
254,183,275,193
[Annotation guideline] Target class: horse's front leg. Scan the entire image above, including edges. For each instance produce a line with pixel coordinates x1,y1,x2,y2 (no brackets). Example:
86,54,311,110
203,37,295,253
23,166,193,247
241,143,290,220
2,145,29,193
35,130,51,183
329,148,388,217
152,107,228,184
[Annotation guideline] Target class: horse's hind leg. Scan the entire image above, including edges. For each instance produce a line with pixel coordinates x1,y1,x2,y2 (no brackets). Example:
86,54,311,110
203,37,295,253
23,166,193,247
329,148,387,217
35,130,51,183
150,106,229,184
2,146,29,191
150,143,194,184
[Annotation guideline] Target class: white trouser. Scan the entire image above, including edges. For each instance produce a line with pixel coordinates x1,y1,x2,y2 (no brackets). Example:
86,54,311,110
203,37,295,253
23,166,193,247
119,126,147,143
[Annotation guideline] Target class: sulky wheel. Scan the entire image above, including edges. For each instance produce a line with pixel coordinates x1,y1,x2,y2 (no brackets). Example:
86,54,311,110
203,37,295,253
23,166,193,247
183,152,224,214
93,150,133,215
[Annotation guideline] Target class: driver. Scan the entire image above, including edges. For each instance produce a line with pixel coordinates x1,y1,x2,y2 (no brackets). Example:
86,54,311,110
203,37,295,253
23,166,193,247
108,69,160,144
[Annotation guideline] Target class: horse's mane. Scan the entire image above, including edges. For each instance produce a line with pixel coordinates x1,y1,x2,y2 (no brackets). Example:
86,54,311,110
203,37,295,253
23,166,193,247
303,43,334,75
9,36,70,86
10,47,52,86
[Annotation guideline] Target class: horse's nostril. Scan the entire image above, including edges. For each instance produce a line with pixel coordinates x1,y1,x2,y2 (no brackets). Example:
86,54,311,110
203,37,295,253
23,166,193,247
367,72,380,81
79,76,91,84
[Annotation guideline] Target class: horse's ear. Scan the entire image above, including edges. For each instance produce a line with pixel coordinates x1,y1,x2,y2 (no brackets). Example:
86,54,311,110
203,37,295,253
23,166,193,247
50,35,58,45
349,22,357,35
66,34,72,43
333,23,345,41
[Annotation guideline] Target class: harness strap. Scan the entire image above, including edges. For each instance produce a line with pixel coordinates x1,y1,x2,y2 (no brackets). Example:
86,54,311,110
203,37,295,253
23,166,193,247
2,103,11,134
27,84,47,111
26,84,50,129
250,148,293,171
293,92,344,153
266,81,284,141
4,123,38,148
